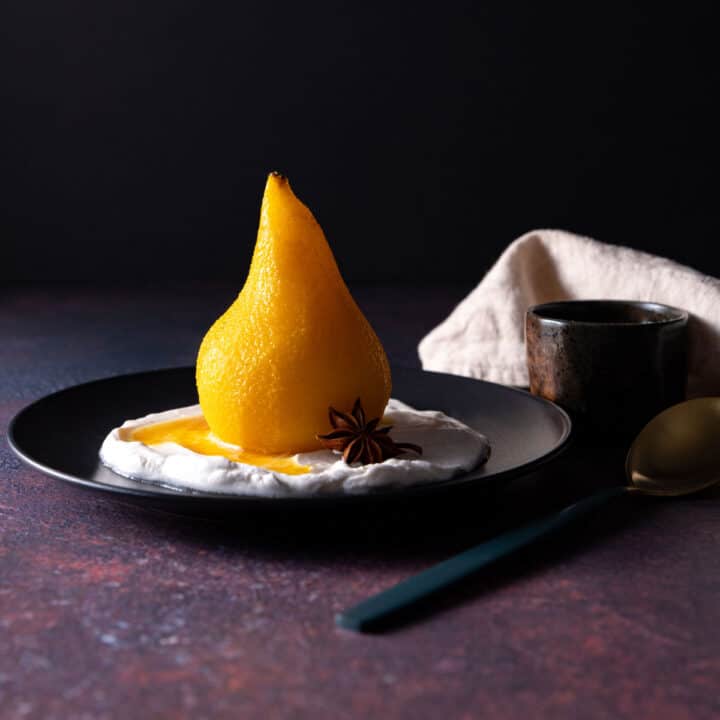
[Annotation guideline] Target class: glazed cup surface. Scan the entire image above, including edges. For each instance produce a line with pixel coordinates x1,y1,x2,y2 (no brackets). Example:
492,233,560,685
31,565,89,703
526,300,689,443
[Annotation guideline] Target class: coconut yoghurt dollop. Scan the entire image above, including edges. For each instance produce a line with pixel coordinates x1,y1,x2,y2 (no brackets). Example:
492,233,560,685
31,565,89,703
100,399,491,497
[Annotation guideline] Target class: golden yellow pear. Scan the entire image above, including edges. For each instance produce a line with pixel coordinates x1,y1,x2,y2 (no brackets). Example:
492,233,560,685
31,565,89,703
196,172,392,454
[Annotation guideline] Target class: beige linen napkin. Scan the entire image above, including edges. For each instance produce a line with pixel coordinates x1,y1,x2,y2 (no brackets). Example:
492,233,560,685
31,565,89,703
419,229,720,397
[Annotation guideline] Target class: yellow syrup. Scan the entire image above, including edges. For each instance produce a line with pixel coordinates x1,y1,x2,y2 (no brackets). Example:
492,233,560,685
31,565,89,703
121,414,310,475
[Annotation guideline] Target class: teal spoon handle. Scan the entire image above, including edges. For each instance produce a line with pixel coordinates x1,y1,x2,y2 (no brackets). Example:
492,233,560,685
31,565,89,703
336,485,628,632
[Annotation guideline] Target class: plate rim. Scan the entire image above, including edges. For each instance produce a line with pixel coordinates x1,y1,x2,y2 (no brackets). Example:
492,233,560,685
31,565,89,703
7,366,572,505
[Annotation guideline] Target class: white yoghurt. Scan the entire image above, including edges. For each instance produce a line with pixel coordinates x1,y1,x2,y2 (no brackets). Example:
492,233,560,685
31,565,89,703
99,399,491,497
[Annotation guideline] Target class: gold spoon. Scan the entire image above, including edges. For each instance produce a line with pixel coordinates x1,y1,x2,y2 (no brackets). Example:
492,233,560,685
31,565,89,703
337,397,720,632
627,397,720,496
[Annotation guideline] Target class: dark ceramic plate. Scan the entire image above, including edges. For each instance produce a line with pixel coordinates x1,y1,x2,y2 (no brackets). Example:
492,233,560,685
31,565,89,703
8,367,571,513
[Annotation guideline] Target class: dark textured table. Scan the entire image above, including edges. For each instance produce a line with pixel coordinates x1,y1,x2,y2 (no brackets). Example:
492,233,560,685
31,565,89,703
2,285,719,720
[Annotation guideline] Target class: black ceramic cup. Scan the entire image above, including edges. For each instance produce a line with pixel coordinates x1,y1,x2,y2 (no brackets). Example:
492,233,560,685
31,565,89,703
526,300,689,444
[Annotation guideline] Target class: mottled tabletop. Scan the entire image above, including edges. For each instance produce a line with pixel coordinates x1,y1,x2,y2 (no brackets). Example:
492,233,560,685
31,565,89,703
2,285,719,720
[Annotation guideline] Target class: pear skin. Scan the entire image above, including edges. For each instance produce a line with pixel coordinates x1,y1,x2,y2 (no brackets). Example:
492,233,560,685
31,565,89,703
196,173,392,454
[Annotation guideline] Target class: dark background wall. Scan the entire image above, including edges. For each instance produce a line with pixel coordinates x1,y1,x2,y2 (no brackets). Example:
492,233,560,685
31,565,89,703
2,1,718,287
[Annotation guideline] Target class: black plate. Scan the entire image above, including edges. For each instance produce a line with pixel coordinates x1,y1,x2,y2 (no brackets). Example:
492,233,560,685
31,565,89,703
8,367,571,512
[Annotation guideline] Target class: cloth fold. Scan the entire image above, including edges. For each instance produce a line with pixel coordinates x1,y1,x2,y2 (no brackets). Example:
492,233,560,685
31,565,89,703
419,229,720,397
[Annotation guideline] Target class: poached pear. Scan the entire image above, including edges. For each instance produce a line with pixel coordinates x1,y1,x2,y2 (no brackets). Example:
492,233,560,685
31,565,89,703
196,172,392,454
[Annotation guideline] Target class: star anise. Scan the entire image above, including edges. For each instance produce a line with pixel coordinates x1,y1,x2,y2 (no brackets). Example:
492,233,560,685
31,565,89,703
316,398,422,465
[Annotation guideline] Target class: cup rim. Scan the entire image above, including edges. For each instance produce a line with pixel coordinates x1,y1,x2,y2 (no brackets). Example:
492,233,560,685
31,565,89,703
527,299,689,327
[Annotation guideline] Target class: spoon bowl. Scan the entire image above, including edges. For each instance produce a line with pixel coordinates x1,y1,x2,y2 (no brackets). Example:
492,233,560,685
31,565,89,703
626,397,720,496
